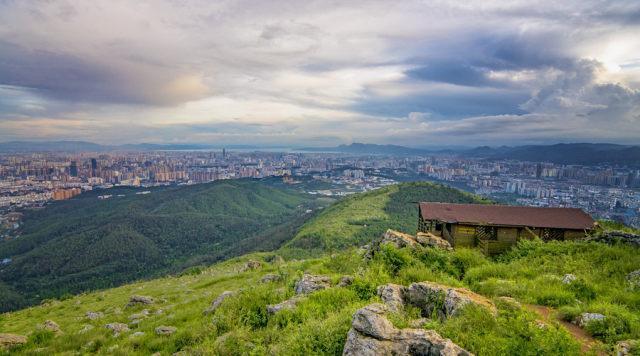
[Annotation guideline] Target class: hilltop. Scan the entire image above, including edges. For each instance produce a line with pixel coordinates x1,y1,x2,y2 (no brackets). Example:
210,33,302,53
0,179,318,312
1,182,639,355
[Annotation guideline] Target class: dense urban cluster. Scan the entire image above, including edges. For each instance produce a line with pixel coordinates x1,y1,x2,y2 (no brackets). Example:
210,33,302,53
1,149,639,238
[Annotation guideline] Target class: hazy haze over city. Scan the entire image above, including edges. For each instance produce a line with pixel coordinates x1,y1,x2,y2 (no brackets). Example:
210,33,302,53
0,0,639,146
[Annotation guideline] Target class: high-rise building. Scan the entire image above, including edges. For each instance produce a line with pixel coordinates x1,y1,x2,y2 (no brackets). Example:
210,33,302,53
69,161,78,177
91,158,98,177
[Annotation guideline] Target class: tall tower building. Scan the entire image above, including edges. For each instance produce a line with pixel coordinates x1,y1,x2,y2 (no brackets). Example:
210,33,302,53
91,158,98,177
69,161,78,177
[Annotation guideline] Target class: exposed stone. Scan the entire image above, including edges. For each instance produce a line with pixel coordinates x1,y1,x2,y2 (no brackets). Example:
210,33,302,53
377,284,405,312
241,260,262,271
343,304,472,356
155,326,177,335
587,231,640,248
130,331,145,338
129,309,150,320
338,276,354,287
260,274,281,283
127,295,154,306
575,313,605,328
626,270,640,290
405,282,496,319
204,291,235,314
43,320,61,333
0,333,28,348
409,318,431,329
105,323,130,336
416,232,453,250
615,340,639,356
267,296,303,314
85,311,104,320
562,274,577,284
295,273,331,295
380,229,419,248
79,324,94,334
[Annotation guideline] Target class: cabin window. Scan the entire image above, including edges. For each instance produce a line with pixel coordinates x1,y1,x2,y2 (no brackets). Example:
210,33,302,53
475,225,497,240
435,222,442,232
541,228,564,241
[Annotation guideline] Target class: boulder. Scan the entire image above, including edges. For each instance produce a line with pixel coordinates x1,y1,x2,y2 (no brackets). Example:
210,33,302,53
260,274,281,283
381,229,419,248
105,323,130,336
155,326,177,336
0,333,28,348
343,304,472,356
377,284,405,312
338,276,354,287
405,282,496,319
43,320,61,333
416,232,453,250
267,296,302,314
241,260,262,271
295,273,331,295
127,295,154,306
562,274,577,284
86,311,104,320
204,291,235,314
130,331,145,338
575,313,605,328
626,270,640,290
615,340,639,356
588,231,640,248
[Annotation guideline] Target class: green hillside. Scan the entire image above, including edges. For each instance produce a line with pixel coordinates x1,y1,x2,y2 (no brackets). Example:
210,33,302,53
0,179,316,312
286,182,487,252
1,182,639,355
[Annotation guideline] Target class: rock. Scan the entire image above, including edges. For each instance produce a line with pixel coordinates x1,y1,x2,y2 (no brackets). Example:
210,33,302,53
43,320,61,333
129,309,150,320
295,273,331,295
588,231,640,247
343,304,472,356
562,274,577,284
615,340,639,356
267,297,303,314
204,291,235,314
380,229,419,248
338,276,354,287
409,318,431,328
85,311,104,320
0,333,28,348
155,325,177,335
260,274,281,283
105,323,130,336
79,324,94,334
127,295,154,306
405,282,496,319
377,284,405,312
241,260,262,271
130,331,145,338
575,313,605,327
416,232,453,250
626,270,640,290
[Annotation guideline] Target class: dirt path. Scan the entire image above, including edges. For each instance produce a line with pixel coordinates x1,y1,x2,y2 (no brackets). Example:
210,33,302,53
525,304,603,355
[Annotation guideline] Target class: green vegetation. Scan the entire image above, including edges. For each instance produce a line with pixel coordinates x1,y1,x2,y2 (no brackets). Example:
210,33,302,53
1,181,638,355
0,179,317,312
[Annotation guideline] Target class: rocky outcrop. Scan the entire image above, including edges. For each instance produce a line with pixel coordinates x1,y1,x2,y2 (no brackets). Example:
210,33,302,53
0,333,27,348
575,313,605,328
587,231,640,248
267,296,303,314
562,274,577,284
381,230,420,248
105,323,130,336
416,232,453,251
42,320,62,333
295,273,331,295
241,260,262,271
86,311,104,320
155,326,177,335
127,295,154,306
204,291,235,314
405,282,496,318
615,340,639,356
626,270,640,290
377,284,405,313
343,304,472,356
260,274,281,283
338,276,354,287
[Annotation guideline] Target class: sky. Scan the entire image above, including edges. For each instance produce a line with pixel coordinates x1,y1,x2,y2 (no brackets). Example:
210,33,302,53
0,0,639,147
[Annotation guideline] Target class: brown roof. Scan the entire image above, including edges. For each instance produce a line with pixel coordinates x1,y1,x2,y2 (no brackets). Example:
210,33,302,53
419,202,595,230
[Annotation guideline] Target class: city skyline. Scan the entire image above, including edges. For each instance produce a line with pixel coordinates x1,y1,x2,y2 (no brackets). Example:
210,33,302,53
1,1,640,146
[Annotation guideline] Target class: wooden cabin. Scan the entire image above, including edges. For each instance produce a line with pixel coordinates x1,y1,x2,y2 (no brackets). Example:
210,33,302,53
418,202,596,255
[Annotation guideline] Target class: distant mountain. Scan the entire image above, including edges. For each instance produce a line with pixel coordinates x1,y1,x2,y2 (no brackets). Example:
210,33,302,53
465,143,640,165
0,140,109,152
300,143,435,155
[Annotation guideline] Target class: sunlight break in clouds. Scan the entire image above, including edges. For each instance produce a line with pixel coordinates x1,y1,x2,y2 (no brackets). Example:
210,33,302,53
0,0,639,146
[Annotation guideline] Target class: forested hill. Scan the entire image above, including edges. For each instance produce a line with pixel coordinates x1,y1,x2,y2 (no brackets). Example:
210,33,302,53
0,180,315,312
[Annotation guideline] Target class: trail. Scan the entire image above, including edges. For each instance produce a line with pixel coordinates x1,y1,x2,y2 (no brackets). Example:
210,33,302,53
525,304,604,355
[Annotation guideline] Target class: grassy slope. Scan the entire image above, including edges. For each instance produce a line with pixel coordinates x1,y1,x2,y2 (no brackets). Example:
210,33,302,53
1,182,639,355
0,179,315,312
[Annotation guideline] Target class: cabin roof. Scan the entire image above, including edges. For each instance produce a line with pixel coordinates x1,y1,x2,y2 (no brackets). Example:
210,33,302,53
419,202,595,230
